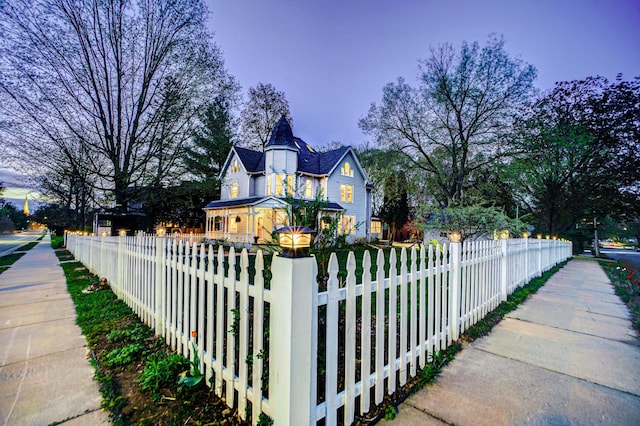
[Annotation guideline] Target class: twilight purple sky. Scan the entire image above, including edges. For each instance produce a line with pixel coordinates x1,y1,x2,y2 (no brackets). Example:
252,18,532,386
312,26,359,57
207,0,640,147
2,0,639,207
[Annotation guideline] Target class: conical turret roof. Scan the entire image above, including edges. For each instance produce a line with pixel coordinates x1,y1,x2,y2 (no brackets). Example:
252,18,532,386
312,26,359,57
265,116,297,149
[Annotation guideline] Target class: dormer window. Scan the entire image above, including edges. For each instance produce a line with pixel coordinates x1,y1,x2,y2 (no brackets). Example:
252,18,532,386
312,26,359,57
231,159,241,173
341,162,354,177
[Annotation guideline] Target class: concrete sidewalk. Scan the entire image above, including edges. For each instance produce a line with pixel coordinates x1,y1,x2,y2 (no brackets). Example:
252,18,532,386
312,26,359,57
392,259,640,425
0,235,109,425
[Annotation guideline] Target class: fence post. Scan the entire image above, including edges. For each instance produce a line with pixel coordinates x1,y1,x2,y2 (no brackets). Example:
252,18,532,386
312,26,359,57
537,237,543,277
449,241,461,341
500,238,508,301
269,254,318,426
155,235,165,336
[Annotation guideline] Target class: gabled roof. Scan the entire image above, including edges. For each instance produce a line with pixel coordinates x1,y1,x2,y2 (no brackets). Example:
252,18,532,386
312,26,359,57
235,146,264,173
219,116,366,178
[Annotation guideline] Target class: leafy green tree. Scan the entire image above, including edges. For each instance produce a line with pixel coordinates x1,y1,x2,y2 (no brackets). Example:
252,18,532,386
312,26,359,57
509,76,640,237
360,35,536,208
0,202,27,231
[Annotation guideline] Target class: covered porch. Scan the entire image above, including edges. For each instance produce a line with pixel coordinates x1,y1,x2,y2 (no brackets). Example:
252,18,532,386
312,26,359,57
204,197,289,245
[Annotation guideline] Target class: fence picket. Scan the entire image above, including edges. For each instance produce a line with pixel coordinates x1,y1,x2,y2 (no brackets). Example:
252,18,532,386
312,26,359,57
325,253,339,425
251,251,265,423
344,251,357,425
387,248,397,395
399,248,407,386
360,250,372,414
225,246,237,407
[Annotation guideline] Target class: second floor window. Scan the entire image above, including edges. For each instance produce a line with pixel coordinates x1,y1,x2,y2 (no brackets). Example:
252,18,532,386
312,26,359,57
305,179,313,198
275,174,284,196
340,184,353,203
286,175,294,195
230,181,239,199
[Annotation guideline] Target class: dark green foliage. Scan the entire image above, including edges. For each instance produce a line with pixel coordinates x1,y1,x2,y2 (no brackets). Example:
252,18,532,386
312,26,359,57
0,202,28,231
51,235,65,249
510,76,640,237
103,343,147,368
379,171,410,242
139,352,190,401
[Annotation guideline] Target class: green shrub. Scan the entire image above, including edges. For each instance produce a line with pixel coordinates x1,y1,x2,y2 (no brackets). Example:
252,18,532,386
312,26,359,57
139,352,189,401
103,343,146,368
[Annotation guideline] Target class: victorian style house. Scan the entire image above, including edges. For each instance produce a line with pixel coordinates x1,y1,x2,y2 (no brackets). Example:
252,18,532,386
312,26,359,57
204,116,381,245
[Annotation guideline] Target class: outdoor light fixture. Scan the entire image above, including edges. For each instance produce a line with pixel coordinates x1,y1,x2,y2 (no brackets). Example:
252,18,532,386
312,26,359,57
156,227,166,237
274,226,316,258
500,230,510,239
101,231,107,237
522,232,529,239
119,229,127,237
537,234,542,239
449,231,462,243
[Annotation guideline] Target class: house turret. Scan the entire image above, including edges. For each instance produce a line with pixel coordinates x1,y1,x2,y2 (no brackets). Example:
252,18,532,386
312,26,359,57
264,116,298,196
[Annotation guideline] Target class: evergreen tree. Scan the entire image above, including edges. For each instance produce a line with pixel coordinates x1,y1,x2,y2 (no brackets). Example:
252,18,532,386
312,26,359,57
183,96,236,199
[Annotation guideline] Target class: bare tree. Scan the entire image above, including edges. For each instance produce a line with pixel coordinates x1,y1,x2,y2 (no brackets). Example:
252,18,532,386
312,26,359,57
0,0,233,213
360,35,537,208
239,82,292,150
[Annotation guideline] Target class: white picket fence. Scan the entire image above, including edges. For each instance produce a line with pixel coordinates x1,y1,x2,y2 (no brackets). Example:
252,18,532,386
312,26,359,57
65,233,571,425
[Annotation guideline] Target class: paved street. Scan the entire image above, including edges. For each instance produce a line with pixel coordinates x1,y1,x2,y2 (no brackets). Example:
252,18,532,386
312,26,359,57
600,247,640,273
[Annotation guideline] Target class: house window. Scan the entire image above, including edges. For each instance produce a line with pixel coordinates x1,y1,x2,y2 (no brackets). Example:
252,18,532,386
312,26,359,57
305,179,313,199
214,216,222,231
267,175,272,196
231,159,240,173
341,162,354,177
275,174,284,196
371,220,381,234
230,181,239,199
340,184,353,203
342,215,356,234
286,175,294,195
